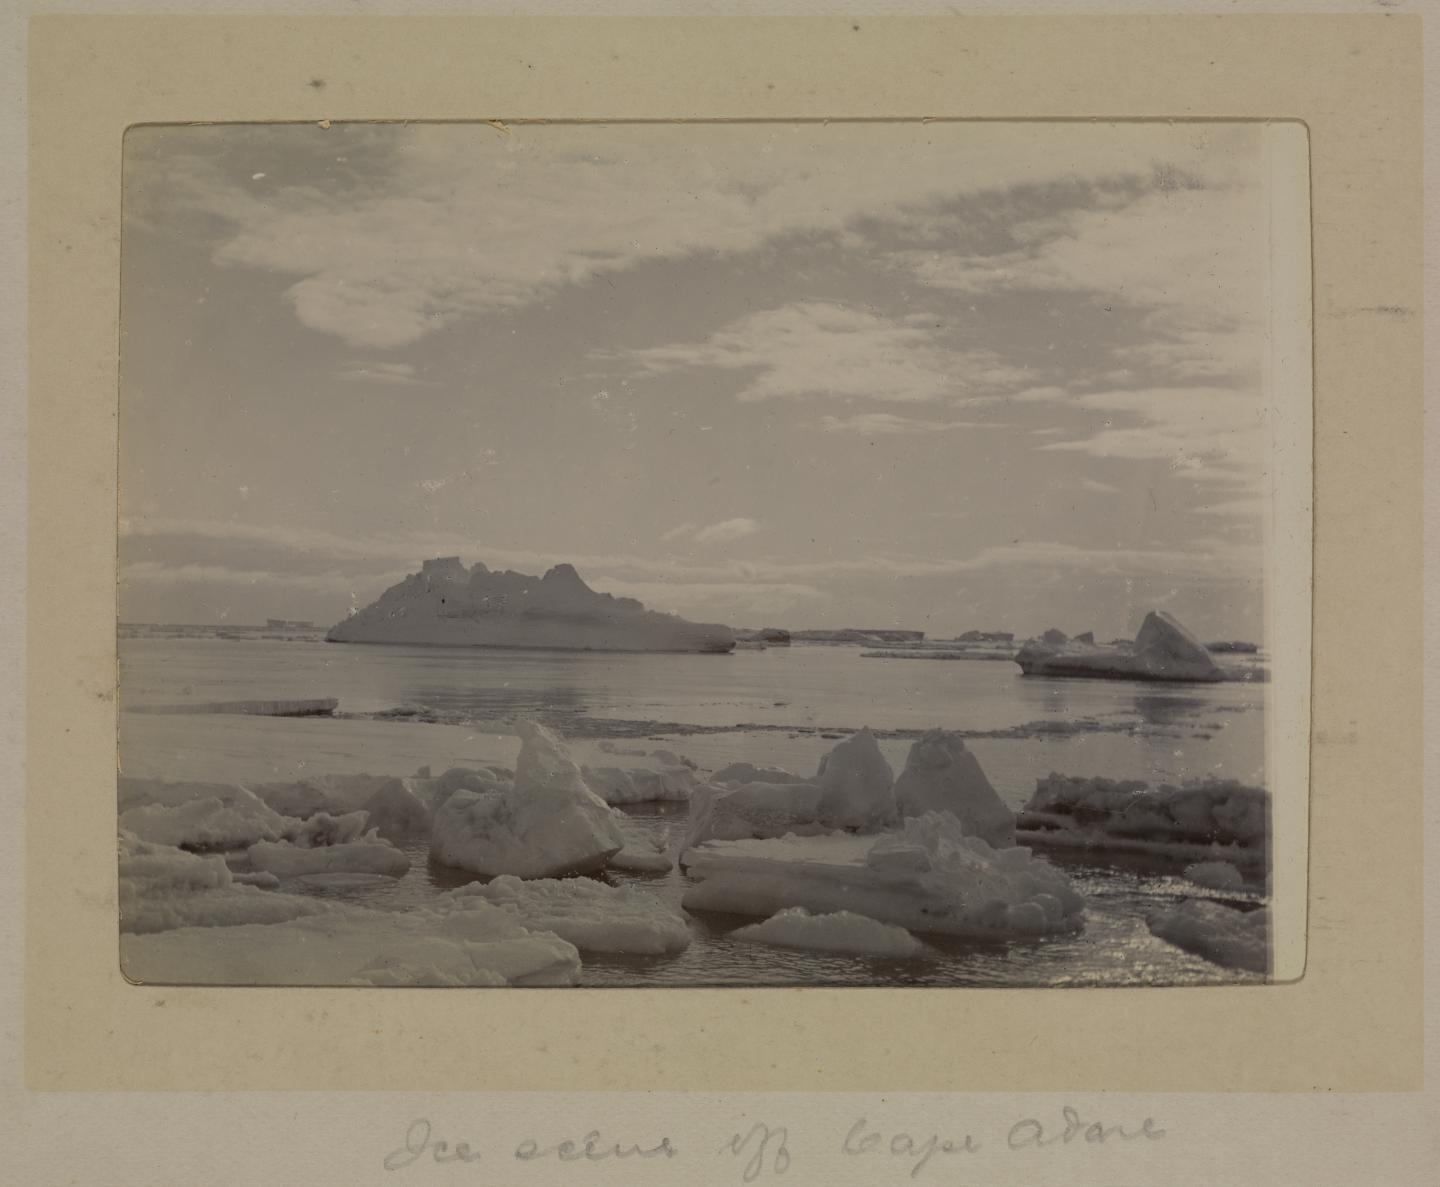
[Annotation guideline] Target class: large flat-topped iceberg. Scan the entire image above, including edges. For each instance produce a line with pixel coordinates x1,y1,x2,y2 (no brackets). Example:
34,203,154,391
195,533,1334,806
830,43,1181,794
1014,611,1225,683
327,557,735,653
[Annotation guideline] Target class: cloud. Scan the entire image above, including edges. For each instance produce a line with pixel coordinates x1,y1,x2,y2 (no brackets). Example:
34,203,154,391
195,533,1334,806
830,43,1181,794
818,413,999,435
693,518,762,545
901,182,1261,326
661,518,761,546
1079,478,1121,494
610,302,1035,404
338,361,434,387
130,122,1263,349
1036,387,1265,486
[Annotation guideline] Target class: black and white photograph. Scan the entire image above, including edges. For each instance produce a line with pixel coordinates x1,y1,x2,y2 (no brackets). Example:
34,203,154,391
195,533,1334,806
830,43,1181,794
116,119,1309,989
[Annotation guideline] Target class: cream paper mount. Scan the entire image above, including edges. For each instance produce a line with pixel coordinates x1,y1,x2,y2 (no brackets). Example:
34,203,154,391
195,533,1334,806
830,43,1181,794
26,14,1421,1093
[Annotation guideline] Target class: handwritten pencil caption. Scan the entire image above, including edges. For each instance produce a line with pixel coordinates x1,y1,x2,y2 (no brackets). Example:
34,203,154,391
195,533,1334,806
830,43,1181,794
384,1106,1166,1179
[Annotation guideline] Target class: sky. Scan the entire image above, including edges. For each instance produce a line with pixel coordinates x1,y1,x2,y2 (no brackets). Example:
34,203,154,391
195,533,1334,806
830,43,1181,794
119,120,1282,641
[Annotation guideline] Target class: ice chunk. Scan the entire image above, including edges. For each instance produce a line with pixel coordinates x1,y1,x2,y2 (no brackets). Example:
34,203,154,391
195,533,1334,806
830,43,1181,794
361,778,434,841
231,870,281,889
429,722,624,878
1147,899,1269,973
1184,860,1247,892
1017,773,1268,871
119,783,294,850
731,908,926,958
683,812,1084,938
609,819,674,873
247,836,410,879
286,810,371,848
681,779,830,848
583,764,696,805
450,875,690,955
683,729,899,847
813,727,895,830
245,772,400,818
892,729,1015,847
121,901,582,987
245,779,337,819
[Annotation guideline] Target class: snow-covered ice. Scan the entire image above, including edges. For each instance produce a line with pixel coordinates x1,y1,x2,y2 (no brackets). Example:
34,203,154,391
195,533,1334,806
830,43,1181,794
1147,899,1269,973
892,729,1015,847
428,722,625,878
449,875,691,955
731,907,926,958
683,811,1083,938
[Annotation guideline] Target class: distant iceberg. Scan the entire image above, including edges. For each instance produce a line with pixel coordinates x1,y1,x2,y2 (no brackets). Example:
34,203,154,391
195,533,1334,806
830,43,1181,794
327,557,735,653
1014,610,1225,683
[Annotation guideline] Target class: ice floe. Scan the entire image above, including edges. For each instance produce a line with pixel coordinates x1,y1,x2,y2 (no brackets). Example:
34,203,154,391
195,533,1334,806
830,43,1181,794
1147,899,1269,973
118,832,335,935
449,875,691,955
683,811,1083,939
731,907,926,958
247,835,411,879
121,901,583,987
1017,773,1268,871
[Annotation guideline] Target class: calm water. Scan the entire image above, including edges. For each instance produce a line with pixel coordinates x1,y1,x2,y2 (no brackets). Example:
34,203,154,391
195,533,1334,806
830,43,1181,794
119,636,1271,986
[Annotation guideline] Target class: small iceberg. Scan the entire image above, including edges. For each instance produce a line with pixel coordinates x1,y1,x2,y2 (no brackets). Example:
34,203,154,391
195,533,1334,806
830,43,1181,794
731,907,927,958
429,722,625,878
892,729,1015,848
